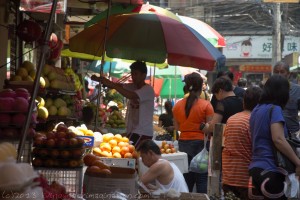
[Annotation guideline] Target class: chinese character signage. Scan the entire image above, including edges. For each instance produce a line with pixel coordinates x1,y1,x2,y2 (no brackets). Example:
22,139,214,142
20,0,67,14
223,36,300,59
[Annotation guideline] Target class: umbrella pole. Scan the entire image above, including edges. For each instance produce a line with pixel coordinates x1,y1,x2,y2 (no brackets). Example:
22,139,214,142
17,0,58,162
95,0,112,131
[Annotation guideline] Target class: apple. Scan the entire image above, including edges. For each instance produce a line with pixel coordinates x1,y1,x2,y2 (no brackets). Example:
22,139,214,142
68,138,78,147
57,138,67,148
56,123,68,133
45,159,55,167
60,150,70,158
56,131,67,139
76,137,85,147
68,160,79,168
46,138,56,148
165,149,171,154
171,148,176,153
71,148,84,158
50,149,60,158
32,158,43,167
50,181,67,194
34,131,46,139
32,148,39,156
46,131,56,139
34,137,46,147
38,149,48,157
164,144,170,150
160,148,165,154
66,131,77,139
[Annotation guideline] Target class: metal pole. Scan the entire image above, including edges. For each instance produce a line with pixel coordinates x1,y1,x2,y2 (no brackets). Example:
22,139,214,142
17,0,58,162
94,0,112,131
272,3,282,70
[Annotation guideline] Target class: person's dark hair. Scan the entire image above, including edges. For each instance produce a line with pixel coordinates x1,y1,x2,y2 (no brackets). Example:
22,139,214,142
183,72,203,117
130,61,147,74
211,77,233,94
259,74,290,108
82,106,94,125
136,139,161,155
164,100,173,117
216,71,234,81
273,61,290,73
237,78,247,87
243,86,262,111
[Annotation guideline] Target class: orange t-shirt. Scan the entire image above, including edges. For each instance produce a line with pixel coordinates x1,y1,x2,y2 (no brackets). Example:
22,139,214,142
222,111,251,188
173,98,214,140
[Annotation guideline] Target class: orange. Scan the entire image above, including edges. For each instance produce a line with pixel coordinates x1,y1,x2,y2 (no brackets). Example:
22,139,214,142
132,151,139,159
120,146,129,156
128,144,135,153
121,137,129,143
103,133,114,143
109,139,118,147
100,143,111,152
124,152,133,158
112,146,121,154
114,134,123,142
99,150,110,157
113,152,122,158
118,141,127,148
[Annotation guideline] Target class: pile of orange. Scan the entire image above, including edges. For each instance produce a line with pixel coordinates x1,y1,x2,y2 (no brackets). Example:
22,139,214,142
93,133,138,159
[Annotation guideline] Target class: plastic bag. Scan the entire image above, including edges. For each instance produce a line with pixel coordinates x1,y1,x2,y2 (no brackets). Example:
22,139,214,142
189,135,209,173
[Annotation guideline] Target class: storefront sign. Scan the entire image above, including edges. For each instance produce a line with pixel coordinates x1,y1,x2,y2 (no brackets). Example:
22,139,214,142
240,65,272,72
20,0,67,14
223,36,300,59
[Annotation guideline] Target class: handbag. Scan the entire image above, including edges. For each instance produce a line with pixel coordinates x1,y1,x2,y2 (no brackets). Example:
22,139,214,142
189,135,209,173
269,106,300,174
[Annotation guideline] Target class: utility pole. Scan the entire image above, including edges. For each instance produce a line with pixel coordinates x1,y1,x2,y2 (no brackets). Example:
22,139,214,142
272,3,282,69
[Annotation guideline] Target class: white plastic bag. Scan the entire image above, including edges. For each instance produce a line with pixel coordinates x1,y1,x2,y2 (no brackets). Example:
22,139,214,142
189,135,209,173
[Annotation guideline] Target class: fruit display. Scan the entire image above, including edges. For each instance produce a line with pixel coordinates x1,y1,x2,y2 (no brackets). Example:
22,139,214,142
10,61,36,82
43,96,74,118
93,133,138,159
106,110,126,128
32,123,85,168
42,64,75,91
64,67,82,92
159,141,177,154
0,88,37,139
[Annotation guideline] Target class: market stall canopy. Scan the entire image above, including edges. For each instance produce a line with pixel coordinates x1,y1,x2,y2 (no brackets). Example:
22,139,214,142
177,15,226,47
70,12,226,71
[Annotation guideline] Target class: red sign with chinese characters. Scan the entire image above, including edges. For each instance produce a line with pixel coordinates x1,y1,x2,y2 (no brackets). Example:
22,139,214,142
240,65,272,72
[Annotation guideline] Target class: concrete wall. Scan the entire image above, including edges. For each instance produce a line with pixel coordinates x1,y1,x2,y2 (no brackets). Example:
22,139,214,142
0,0,8,89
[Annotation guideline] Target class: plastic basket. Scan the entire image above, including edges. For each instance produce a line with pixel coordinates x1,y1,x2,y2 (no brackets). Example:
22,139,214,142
35,167,83,195
0,139,32,163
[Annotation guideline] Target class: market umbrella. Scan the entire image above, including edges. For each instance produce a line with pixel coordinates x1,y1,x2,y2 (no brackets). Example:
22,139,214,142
70,12,225,71
85,3,179,28
61,49,102,60
177,15,226,48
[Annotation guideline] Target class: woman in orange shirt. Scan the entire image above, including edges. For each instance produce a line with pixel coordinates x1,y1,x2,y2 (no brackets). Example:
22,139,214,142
173,73,214,193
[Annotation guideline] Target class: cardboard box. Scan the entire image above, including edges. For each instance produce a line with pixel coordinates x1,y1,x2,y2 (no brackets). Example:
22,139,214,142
83,167,137,200
99,158,136,169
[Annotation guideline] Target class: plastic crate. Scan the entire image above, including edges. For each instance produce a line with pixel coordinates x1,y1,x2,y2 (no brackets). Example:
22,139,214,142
35,167,83,195
0,139,32,163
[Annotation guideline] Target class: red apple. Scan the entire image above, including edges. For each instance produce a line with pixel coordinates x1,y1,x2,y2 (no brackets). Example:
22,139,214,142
56,124,68,133
38,149,48,157
32,158,43,167
76,137,85,147
57,138,67,148
60,150,70,158
50,181,66,194
68,138,78,147
34,137,46,147
44,159,55,167
68,160,79,168
50,149,60,158
46,131,56,139
66,131,77,139
46,138,56,148
56,131,67,139
71,148,84,158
